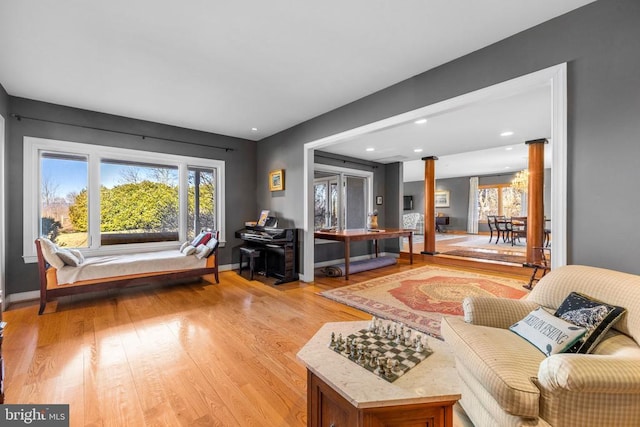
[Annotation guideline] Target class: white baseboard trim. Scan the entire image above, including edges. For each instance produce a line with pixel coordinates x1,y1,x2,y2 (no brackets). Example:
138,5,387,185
313,252,399,268
6,290,39,305
299,252,398,283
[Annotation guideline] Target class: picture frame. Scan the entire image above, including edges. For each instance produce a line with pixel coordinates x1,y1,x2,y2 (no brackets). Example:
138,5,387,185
376,195,383,205
435,190,450,208
269,169,284,191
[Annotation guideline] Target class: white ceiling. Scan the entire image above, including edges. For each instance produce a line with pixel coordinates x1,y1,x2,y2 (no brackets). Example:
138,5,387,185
0,0,594,141
320,84,553,181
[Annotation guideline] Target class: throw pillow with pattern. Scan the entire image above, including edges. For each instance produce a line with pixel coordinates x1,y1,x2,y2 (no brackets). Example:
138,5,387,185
554,292,626,354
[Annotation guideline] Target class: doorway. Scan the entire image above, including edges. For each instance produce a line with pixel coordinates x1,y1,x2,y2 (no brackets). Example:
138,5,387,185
302,64,567,282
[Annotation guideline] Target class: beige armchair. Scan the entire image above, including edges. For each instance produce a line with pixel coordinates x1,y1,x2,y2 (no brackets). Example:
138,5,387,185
442,265,640,427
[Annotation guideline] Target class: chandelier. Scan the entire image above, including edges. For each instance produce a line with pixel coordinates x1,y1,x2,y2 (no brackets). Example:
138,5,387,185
511,170,529,193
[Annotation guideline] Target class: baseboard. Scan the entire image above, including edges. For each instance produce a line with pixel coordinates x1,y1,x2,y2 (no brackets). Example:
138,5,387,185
6,290,39,305
313,252,398,269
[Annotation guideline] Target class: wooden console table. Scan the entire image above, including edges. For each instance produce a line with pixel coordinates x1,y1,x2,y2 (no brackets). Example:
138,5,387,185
314,228,413,279
297,321,461,427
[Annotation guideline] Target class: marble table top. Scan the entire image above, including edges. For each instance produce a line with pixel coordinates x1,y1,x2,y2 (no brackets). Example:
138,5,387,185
297,320,461,409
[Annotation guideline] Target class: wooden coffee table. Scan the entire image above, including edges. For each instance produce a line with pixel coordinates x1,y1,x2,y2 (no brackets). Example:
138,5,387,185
297,321,461,427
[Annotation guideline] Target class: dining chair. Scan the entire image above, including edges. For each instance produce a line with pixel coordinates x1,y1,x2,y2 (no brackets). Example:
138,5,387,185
487,215,497,243
509,216,527,246
495,216,511,244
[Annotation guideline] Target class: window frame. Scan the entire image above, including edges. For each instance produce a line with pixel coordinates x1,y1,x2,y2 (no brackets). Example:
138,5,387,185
313,164,374,233
313,176,339,230
23,136,226,263
477,183,524,221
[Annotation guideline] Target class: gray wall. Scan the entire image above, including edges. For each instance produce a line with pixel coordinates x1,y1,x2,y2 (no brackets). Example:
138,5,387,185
258,0,640,274
5,97,257,295
404,169,552,234
404,177,472,233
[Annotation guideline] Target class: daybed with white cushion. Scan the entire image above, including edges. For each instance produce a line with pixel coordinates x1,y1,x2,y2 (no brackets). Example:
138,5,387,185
35,232,219,314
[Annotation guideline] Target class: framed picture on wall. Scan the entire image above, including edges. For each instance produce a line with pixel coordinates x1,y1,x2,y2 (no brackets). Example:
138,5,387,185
435,190,450,208
269,169,284,191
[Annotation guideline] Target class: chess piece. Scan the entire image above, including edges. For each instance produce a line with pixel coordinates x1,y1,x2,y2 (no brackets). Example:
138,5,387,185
370,351,379,368
329,332,336,348
337,334,344,352
415,335,423,353
363,350,371,367
395,333,402,345
369,316,377,332
404,329,412,347
376,357,387,376
383,364,393,378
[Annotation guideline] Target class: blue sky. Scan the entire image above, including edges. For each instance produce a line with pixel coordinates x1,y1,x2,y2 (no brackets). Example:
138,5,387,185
41,158,176,199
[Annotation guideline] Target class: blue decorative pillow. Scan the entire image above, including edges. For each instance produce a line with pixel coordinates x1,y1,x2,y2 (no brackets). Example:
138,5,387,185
510,307,586,356
554,292,626,354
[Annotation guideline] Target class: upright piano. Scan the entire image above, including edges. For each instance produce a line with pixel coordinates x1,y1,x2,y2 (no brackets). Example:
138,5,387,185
235,225,298,284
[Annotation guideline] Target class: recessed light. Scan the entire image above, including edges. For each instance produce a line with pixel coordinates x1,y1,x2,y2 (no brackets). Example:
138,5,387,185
251,127,258,132
505,147,513,151
413,148,423,153
415,119,428,124
504,166,511,169
366,147,375,152
501,131,514,137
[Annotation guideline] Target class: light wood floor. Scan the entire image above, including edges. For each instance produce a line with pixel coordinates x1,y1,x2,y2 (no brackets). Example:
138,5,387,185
5,259,474,427
402,233,527,256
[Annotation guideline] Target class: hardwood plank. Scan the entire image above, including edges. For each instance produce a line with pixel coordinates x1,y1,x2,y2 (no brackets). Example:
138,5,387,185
3,260,486,427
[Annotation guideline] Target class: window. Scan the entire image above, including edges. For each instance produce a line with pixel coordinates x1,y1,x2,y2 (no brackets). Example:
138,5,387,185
40,152,89,248
314,166,372,231
477,184,524,221
24,137,225,262
314,177,338,229
188,167,217,240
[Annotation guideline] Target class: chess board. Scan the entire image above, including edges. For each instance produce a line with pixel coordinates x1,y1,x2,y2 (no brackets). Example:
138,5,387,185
331,328,433,382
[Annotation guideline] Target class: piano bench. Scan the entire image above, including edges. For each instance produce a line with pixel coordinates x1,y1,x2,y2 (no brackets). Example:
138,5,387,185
239,247,265,280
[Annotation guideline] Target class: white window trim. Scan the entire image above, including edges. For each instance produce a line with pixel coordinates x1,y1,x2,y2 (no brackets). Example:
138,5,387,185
313,164,374,243
23,136,226,263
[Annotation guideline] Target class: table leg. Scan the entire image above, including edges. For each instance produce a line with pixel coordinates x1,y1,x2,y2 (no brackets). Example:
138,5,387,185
374,239,379,257
409,233,413,264
344,238,350,280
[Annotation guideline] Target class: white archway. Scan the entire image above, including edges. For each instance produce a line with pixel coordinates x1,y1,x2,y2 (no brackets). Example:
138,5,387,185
301,63,567,282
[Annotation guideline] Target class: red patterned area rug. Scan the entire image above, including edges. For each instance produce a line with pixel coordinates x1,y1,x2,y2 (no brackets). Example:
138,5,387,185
320,266,528,339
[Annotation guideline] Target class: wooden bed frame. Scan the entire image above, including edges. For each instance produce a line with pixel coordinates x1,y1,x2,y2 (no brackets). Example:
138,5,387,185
35,238,219,315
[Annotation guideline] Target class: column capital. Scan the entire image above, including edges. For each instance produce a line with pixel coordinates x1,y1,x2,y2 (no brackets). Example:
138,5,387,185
421,156,439,161
525,138,549,145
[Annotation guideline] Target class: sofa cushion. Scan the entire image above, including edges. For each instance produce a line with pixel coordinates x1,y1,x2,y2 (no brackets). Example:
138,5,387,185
510,307,586,356
554,292,626,354
442,316,545,418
